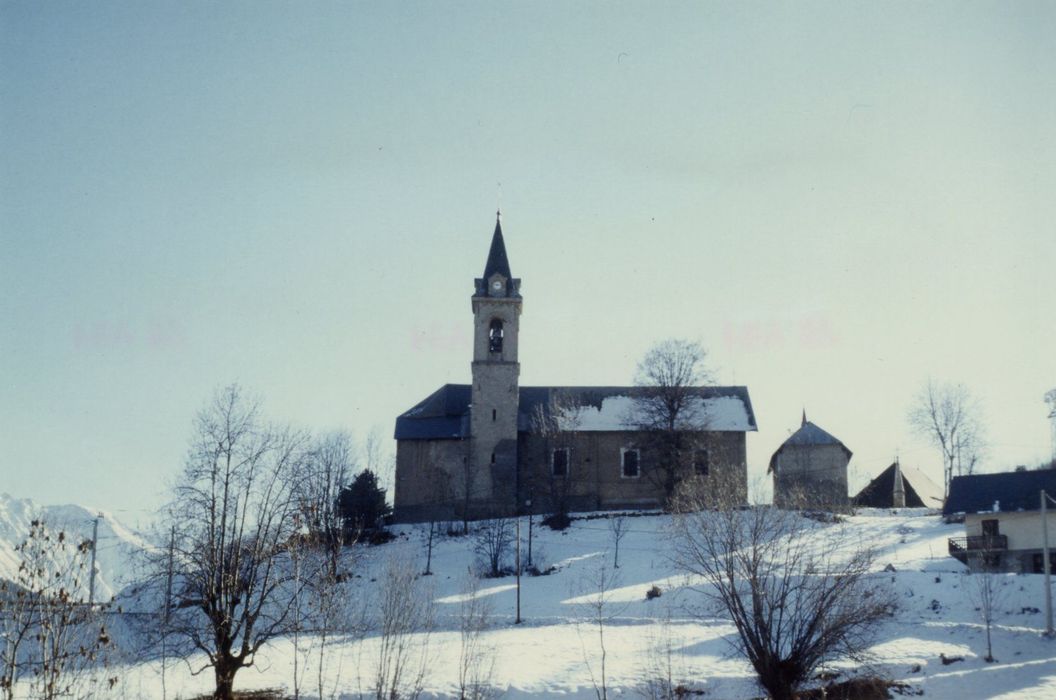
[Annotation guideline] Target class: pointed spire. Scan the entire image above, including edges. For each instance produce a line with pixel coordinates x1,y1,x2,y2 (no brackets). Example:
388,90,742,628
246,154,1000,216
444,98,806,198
892,456,906,508
801,408,807,427
483,212,512,281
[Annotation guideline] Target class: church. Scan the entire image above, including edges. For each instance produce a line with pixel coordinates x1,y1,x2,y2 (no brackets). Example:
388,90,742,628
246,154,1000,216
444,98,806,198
392,215,757,523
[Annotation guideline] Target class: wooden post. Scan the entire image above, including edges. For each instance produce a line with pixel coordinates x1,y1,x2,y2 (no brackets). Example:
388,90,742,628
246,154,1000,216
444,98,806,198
88,516,101,606
515,515,522,624
163,525,175,700
1043,490,1053,637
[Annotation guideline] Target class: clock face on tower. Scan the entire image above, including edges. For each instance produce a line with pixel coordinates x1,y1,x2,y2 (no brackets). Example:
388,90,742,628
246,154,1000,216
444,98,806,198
492,280,503,291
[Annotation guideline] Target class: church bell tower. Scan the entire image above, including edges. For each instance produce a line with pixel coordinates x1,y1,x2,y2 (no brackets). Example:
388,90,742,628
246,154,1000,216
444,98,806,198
469,212,522,513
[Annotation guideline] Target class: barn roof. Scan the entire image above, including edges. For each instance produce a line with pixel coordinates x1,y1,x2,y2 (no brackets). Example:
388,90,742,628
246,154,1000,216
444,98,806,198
853,462,944,508
943,468,1056,516
768,421,852,474
394,385,757,440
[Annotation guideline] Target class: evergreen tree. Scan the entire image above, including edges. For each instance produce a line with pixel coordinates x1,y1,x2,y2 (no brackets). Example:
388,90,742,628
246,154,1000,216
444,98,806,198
337,470,392,536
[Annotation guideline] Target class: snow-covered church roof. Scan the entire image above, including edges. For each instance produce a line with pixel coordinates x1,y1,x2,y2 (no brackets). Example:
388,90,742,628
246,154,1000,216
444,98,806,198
394,385,757,440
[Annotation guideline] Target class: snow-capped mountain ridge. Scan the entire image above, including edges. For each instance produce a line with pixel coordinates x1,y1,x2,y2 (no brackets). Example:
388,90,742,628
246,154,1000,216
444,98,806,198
0,492,152,601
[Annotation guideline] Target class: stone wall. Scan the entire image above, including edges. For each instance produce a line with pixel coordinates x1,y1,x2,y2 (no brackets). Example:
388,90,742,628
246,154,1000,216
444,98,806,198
393,438,467,523
517,430,748,513
772,443,850,511
395,429,750,522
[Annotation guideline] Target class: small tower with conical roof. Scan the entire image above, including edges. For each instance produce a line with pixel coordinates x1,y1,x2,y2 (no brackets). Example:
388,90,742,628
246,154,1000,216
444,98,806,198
468,212,522,514
769,414,852,511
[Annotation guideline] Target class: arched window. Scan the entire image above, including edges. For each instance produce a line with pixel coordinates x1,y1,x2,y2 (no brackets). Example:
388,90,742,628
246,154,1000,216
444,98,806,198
489,319,504,353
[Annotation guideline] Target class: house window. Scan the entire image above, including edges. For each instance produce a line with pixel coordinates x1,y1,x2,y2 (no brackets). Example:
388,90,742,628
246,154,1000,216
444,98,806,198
1032,554,1056,574
489,319,504,353
981,519,1000,536
492,408,497,422
490,452,496,465
621,448,640,479
552,448,570,478
694,449,710,476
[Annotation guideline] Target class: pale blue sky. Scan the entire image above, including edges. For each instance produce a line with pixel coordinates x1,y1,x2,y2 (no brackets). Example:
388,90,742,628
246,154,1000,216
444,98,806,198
2,2,1054,518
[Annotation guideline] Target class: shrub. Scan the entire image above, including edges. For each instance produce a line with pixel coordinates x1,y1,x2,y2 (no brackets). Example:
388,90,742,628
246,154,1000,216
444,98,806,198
646,585,662,600
473,519,514,578
542,512,572,531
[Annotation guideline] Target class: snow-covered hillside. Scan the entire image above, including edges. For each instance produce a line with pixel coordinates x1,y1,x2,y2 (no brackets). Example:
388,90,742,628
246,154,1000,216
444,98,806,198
67,508,1056,699
5,506,1056,698
0,492,152,601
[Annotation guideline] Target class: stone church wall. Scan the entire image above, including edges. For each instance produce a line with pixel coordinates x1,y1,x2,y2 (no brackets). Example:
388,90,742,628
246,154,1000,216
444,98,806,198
394,430,750,522
393,438,467,523
394,437,521,523
518,430,748,513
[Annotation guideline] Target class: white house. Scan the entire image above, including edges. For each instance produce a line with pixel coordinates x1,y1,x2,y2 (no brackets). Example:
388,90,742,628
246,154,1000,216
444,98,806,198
944,468,1056,573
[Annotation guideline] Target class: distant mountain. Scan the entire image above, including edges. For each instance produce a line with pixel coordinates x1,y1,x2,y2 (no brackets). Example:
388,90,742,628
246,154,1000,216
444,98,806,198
0,493,154,602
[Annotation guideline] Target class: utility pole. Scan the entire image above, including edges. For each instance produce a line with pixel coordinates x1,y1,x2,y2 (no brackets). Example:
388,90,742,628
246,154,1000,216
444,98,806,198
515,515,522,624
88,515,101,607
164,525,175,625
163,525,175,700
526,496,533,569
1043,490,1053,637
1045,390,1056,464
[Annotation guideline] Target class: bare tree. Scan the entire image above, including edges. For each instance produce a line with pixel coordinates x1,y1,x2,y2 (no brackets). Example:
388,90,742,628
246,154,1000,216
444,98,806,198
669,477,895,700
293,543,360,700
529,391,585,525
457,574,498,700
364,427,386,481
372,554,436,700
573,563,626,700
608,516,628,569
278,430,363,700
0,519,114,700
909,380,987,499
473,519,514,578
452,450,477,535
967,540,1009,663
639,602,692,700
156,384,313,700
297,432,361,699
419,458,454,576
297,431,358,578
632,339,715,505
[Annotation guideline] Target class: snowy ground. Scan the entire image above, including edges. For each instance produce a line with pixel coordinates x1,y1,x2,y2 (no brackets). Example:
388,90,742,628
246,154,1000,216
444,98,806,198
14,509,1056,698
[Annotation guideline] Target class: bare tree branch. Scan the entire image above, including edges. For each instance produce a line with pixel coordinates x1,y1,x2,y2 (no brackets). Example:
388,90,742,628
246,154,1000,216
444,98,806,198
908,380,987,499
669,476,895,700
152,384,315,700
632,339,715,505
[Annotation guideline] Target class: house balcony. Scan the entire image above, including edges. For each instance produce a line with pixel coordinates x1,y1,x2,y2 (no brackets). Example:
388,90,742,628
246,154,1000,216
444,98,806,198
948,535,1009,564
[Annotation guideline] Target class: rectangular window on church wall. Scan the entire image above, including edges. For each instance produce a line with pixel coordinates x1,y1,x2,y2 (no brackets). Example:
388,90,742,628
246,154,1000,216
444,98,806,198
552,448,570,478
694,449,709,476
621,448,640,478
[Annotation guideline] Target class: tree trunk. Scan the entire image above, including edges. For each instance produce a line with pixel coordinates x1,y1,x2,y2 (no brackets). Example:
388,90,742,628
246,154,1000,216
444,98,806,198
213,660,238,700
757,659,800,700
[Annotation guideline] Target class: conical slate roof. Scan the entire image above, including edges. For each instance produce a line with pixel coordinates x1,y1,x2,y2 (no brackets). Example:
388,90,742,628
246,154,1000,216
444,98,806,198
482,216,512,281
768,420,852,473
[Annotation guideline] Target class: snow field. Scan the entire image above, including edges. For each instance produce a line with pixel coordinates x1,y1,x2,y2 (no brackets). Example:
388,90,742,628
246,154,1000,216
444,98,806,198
7,506,1056,698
